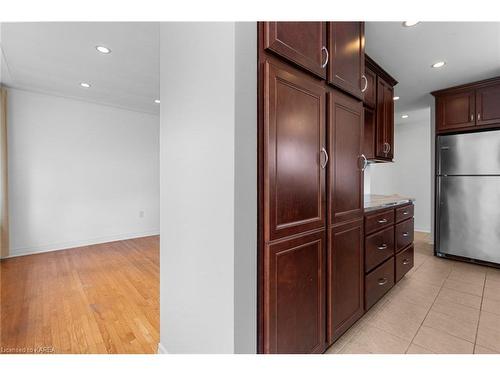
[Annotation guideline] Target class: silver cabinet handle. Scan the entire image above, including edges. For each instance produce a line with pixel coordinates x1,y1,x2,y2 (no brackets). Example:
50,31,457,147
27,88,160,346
377,278,388,286
471,114,474,121
402,259,410,265
320,147,329,169
377,218,388,224
387,143,391,154
361,75,368,92
403,211,408,215
383,142,390,154
478,113,481,121
377,244,388,250
402,232,409,237
359,154,368,171
321,46,329,68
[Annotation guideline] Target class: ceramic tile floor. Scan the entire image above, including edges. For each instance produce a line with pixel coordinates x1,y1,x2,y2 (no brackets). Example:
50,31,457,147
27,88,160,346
326,232,500,354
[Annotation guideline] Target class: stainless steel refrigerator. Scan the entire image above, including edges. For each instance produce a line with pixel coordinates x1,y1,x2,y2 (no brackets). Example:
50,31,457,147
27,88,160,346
436,130,500,265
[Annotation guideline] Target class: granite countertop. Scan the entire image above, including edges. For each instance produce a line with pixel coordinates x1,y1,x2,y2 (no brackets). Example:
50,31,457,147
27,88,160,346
364,194,415,212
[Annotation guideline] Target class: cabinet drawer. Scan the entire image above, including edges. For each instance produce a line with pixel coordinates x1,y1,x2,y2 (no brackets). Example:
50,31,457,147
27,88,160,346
365,226,394,273
365,209,394,235
395,244,414,283
365,258,395,310
395,204,413,223
395,218,414,252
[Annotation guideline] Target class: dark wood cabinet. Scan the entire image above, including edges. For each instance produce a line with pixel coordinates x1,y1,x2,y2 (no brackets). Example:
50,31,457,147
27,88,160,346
363,66,377,108
263,60,326,241
328,90,364,226
436,90,475,131
327,219,364,344
328,22,365,100
264,231,326,354
363,55,397,162
263,22,328,79
375,76,394,160
432,77,500,134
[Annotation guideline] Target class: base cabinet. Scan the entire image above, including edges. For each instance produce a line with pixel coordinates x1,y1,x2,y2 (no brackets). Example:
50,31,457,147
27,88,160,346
263,231,326,354
327,220,364,344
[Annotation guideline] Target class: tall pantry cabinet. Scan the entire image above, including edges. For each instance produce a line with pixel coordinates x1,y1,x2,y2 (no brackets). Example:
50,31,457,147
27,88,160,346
258,22,366,354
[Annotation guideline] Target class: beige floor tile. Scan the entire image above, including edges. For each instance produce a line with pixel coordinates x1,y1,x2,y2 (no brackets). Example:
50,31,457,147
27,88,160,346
442,278,484,297
447,267,486,286
343,325,410,354
482,298,500,316
435,287,482,309
413,326,474,354
474,345,500,354
367,298,428,341
486,268,500,283
386,279,440,311
406,343,434,354
411,268,449,287
476,311,500,352
325,318,366,354
424,299,480,342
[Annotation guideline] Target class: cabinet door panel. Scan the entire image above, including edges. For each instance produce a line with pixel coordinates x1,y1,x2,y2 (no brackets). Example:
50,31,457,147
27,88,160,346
264,22,327,79
363,66,376,108
264,232,326,353
476,83,500,127
328,22,365,100
375,77,394,160
264,61,326,241
329,90,364,225
436,90,475,131
363,106,376,159
327,220,364,343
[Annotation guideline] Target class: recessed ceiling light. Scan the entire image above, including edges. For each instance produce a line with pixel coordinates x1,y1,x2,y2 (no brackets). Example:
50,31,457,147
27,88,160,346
154,99,160,104
393,96,400,101
401,114,409,119
432,61,446,68
96,46,111,54
403,21,420,27
80,82,91,88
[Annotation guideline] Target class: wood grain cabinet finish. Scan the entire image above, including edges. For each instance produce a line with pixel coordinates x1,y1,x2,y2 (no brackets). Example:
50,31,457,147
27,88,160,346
328,22,365,100
328,89,364,226
327,219,364,344
264,22,328,79
364,209,394,235
476,83,500,127
263,231,326,354
363,66,377,108
395,244,414,283
395,204,414,223
375,76,394,160
363,106,376,160
395,217,414,253
365,257,395,310
365,226,394,273
263,60,326,241
436,90,475,132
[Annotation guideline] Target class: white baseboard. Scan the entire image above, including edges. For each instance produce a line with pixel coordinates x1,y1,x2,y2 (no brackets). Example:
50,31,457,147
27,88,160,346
4,229,160,259
414,228,431,233
158,342,168,354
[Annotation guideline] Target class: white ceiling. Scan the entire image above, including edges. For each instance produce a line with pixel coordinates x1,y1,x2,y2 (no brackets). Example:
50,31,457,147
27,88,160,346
366,22,500,123
0,22,160,114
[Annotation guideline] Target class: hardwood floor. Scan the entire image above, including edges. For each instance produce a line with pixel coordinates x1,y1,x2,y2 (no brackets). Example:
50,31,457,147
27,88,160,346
0,236,159,354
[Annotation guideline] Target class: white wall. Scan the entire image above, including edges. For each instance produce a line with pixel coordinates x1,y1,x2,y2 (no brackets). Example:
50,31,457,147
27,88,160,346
7,88,159,257
159,22,256,354
369,108,432,232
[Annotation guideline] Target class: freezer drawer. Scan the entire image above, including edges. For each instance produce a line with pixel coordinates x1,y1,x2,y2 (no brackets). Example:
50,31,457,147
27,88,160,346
438,130,500,175
437,175,500,264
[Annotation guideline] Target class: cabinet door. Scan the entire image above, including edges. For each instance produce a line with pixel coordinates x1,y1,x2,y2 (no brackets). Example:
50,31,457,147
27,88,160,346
436,90,475,132
363,66,377,108
264,61,326,241
264,231,326,354
327,219,364,344
375,77,394,160
476,83,500,127
363,106,376,159
264,22,327,79
328,90,364,225
328,22,365,100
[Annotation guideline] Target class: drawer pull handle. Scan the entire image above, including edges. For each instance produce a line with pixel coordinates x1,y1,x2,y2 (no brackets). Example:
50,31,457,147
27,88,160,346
377,219,388,224
377,278,388,286
402,259,410,265
402,232,409,237
377,244,388,250
403,211,408,215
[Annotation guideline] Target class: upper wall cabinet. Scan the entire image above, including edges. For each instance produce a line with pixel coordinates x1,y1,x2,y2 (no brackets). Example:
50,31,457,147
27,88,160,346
328,22,365,100
433,77,500,134
363,55,398,162
263,22,328,79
